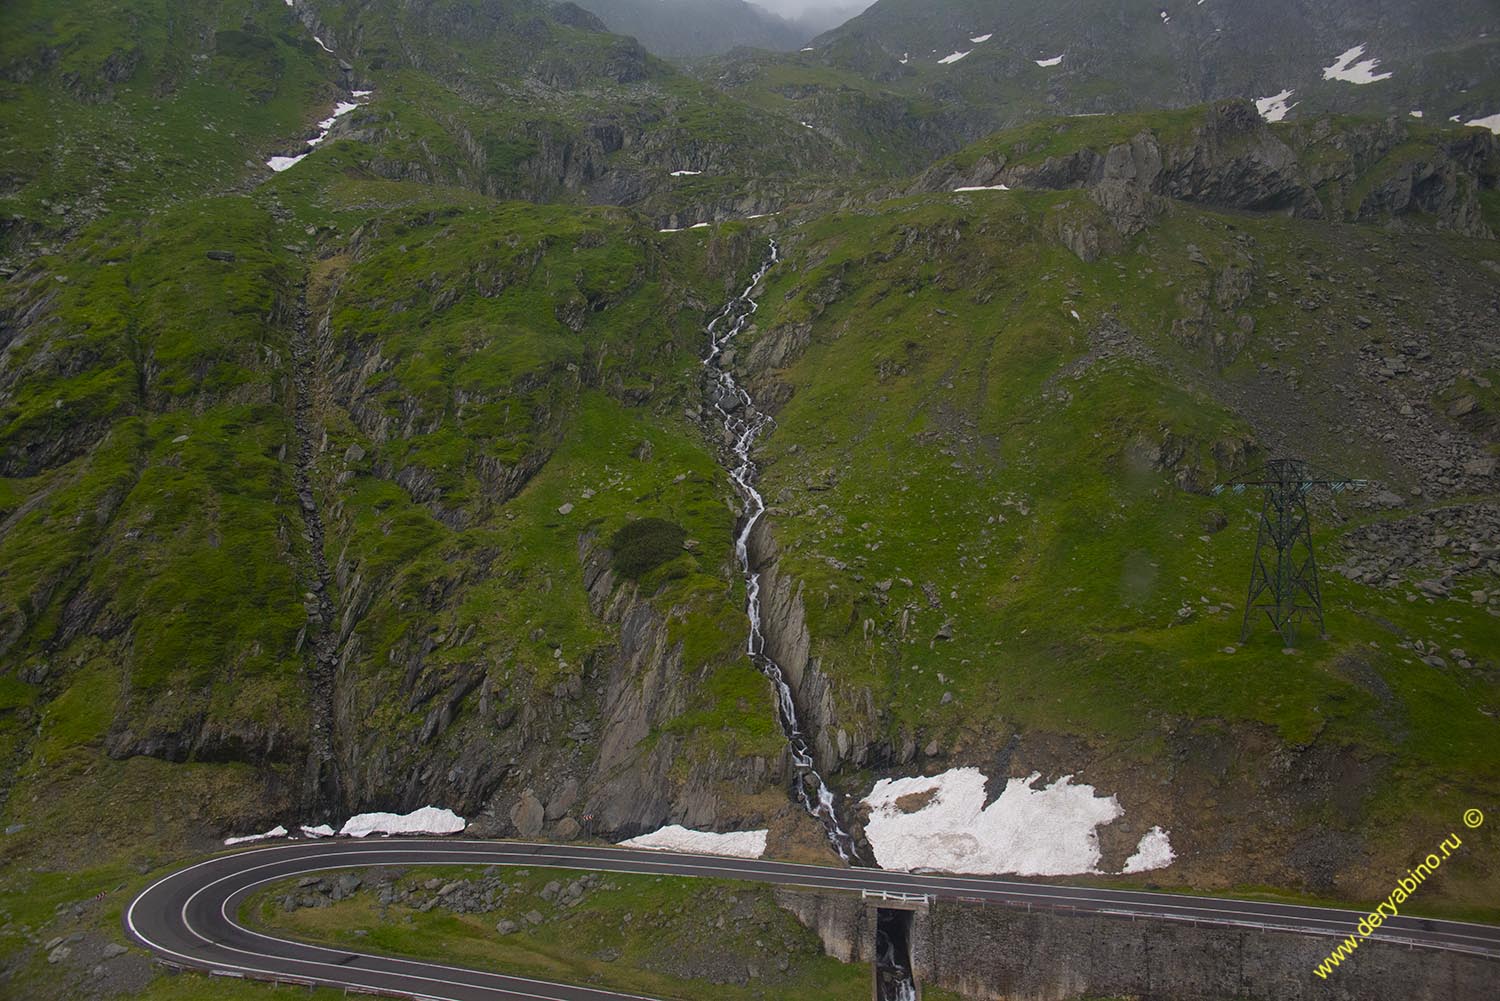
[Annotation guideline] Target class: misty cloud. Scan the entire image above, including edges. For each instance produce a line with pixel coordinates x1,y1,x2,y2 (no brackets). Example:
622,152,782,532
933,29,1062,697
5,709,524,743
754,0,876,29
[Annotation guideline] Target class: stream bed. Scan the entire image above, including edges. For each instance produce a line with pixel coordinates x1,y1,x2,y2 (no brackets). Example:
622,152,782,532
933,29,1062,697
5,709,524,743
701,238,862,863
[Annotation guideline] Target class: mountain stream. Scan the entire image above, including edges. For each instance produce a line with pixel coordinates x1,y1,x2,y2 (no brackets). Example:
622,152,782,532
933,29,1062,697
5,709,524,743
701,239,861,863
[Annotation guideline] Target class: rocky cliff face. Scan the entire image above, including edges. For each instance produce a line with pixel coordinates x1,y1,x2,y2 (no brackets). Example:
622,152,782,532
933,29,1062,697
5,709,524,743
917,102,1499,239
747,517,855,776
570,534,780,836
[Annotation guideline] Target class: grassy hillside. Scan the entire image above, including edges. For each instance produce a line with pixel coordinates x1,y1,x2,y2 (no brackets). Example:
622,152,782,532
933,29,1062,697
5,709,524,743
3,0,1499,996
0,0,349,256
738,148,1500,909
243,865,869,1000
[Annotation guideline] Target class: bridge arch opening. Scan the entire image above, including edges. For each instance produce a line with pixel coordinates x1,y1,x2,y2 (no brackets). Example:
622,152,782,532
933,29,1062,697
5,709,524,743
875,906,917,1001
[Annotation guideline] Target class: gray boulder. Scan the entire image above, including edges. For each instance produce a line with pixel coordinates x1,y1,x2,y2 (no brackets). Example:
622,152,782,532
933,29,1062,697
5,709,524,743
509,790,545,837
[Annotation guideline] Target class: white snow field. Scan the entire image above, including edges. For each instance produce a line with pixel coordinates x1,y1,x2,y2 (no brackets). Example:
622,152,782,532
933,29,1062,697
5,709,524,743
670,169,702,176
953,184,1010,192
1468,113,1500,134
970,33,992,43
1254,89,1297,123
267,94,368,171
266,153,309,172
1035,54,1064,67
1323,44,1393,84
338,806,466,838
620,826,768,858
307,102,359,145
224,825,288,846
938,50,971,64
1123,826,1176,873
300,824,336,838
862,768,1125,876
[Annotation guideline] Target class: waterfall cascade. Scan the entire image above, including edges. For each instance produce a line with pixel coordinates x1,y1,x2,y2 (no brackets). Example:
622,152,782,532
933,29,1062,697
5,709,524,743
701,239,859,863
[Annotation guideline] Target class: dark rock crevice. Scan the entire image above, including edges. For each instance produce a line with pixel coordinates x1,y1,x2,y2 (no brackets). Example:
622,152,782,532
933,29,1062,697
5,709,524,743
289,283,345,816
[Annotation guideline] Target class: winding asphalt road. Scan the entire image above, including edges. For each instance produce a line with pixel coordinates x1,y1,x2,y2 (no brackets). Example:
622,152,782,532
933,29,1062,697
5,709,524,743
125,838,1500,1000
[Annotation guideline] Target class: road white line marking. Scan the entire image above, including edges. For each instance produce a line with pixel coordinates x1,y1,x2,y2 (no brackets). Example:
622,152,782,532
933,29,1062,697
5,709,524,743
126,837,1500,1001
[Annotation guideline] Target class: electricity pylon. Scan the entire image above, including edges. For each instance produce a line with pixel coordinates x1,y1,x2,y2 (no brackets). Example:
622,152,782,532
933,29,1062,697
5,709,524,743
1212,459,1367,644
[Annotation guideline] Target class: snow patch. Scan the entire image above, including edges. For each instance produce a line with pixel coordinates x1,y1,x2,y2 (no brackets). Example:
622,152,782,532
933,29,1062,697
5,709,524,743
1322,44,1392,85
1409,110,1424,119
265,92,370,172
690,222,710,229
1160,10,1171,24
308,101,359,144
1254,89,1297,123
225,825,288,846
620,825,767,858
953,184,1010,192
1123,826,1175,873
1467,113,1500,134
312,36,333,54
339,806,465,838
970,33,992,44
1035,54,1064,68
300,824,335,838
938,50,971,64
670,169,702,176
862,768,1123,876
267,154,309,172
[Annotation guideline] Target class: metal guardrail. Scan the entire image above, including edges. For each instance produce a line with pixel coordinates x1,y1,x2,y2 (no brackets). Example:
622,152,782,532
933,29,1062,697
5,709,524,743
863,889,931,906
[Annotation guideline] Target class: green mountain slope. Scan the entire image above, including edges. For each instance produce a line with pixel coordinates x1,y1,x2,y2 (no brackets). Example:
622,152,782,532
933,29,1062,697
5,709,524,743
724,103,1500,906
2,0,1500,997
0,0,347,256
713,0,1500,168
0,0,864,263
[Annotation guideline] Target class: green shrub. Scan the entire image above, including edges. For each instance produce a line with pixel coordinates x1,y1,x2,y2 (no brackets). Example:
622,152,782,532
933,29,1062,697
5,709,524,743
609,517,686,579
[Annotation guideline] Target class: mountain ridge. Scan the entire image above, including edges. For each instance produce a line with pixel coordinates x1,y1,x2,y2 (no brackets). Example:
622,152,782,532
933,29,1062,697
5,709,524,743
2,2,1499,999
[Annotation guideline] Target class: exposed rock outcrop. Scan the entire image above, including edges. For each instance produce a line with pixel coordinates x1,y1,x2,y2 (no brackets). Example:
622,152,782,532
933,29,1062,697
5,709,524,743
916,101,1498,238
573,533,778,836
747,518,846,775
